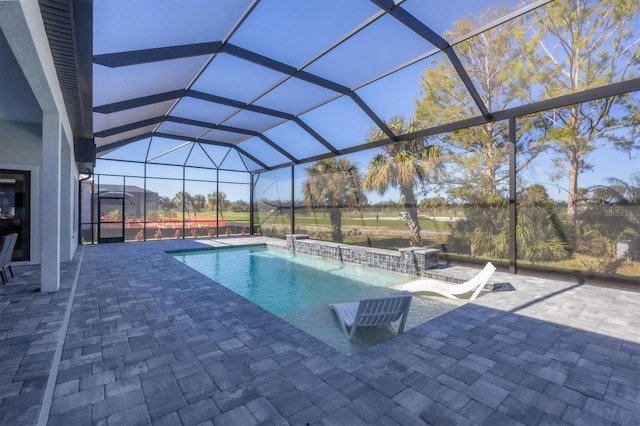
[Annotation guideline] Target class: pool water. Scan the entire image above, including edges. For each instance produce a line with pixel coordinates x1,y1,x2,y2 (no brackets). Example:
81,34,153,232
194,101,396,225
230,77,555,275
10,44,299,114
173,246,463,354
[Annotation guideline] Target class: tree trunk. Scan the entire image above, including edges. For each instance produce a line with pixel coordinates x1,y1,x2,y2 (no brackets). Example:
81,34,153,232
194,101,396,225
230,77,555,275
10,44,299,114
566,145,579,233
402,187,422,247
329,207,343,243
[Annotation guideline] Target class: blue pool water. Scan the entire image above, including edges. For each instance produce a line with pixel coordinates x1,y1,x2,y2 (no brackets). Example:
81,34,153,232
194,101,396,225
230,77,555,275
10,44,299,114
173,245,462,354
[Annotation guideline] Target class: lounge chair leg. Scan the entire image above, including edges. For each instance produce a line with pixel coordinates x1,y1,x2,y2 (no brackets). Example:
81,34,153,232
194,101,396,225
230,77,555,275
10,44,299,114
349,325,357,341
8,265,13,278
397,311,409,334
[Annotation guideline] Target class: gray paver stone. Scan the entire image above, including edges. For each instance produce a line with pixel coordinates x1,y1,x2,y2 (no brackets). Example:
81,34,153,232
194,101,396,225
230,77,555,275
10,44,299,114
498,395,545,426
80,371,115,390
482,410,528,426
340,379,372,401
436,373,469,392
459,399,494,424
543,382,587,408
178,398,219,425
511,385,567,417
562,405,612,426
386,406,427,426
212,386,261,413
92,389,145,421
177,371,216,402
392,388,432,415
213,406,257,426
346,390,397,423
564,371,608,400
145,387,188,419
105,376,140,398
53,379,78,398
105,404,150,426
419,401,473,426
152,411,182,426
246,397,281,423
369,374,406,398
270,390,312,417
288,404,326,426
445,364,483,385
519,373,549,392
584,396,639,425
50,385,104,415
464,378,510,409
321,407,369,426
287,368,324,392
48,405,92,426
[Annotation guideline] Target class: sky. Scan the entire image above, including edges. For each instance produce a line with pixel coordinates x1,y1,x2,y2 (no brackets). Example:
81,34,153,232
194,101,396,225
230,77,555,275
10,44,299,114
94,0,639,205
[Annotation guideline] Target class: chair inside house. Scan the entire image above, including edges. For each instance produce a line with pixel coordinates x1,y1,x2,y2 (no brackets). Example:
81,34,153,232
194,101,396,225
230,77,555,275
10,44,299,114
329,294,412,341
393,262,496,301
0,233,18,284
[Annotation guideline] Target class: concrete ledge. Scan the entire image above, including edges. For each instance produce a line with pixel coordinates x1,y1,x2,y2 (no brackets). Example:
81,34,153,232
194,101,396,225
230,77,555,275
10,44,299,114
285,235,439,276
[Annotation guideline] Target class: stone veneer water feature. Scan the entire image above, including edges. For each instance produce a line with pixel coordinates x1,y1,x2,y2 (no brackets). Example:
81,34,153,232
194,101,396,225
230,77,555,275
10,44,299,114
284,234,440,277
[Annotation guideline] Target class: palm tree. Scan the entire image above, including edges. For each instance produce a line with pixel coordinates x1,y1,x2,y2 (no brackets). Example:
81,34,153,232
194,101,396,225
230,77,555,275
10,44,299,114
158,196,175,219
192,194,205,218
302,157,366,243
207,192,227,218
363,116,442,246
173,191,193,219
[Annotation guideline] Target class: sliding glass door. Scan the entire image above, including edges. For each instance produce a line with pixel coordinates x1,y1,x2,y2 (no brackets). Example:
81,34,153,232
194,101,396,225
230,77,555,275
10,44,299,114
0,170,31,261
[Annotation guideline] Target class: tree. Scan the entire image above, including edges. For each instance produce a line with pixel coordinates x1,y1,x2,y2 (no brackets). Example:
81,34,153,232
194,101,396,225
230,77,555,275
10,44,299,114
207,192,227,217
302,157,367,243
173,192,193,219
415,6,543,206
523,0,639,230
516,185,572,262
414,7,548,257
229,200,250,212
420,197,446,215
192,194,205,217
363,117,442,246
579,175,640,265
158,196,175,218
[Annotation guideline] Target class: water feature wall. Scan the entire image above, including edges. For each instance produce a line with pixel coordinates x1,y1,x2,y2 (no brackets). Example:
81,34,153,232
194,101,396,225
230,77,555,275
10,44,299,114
285,234,439,277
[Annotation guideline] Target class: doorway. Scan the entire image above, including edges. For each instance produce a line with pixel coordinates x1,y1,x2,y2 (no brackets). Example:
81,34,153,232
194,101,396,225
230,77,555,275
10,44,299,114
0,170,31,261
98,196,125,243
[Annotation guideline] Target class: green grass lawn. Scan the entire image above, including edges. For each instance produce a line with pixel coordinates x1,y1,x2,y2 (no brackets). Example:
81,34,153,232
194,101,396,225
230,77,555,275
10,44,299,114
191,210,460,230
189,211,250,222
290,213,449,232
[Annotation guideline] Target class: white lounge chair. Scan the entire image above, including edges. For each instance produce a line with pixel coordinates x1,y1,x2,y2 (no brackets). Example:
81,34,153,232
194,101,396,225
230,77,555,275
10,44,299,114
0,233,18,284
394,262,496,301
329,294,412,341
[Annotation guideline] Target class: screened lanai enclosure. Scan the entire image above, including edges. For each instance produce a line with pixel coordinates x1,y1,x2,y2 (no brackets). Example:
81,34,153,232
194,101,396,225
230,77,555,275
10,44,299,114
84,0,640,283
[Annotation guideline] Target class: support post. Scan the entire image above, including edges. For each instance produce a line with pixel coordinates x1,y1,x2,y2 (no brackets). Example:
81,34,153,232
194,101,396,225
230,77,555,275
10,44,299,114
41,113,62,292
509,116,517,274
181,166,185,239
290,165,295,235
216,169,219,237
59,140,73,261
249,173,254,235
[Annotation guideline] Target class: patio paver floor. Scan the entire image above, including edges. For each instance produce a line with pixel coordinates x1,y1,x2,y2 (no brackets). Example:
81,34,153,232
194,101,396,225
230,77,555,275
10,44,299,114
0,237,638,425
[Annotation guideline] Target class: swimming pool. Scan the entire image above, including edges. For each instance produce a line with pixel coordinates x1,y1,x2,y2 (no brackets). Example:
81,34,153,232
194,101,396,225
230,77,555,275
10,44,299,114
173,245,463,354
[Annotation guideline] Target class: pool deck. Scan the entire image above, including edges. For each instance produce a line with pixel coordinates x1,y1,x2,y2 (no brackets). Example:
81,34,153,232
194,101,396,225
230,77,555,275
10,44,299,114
0,236,638,425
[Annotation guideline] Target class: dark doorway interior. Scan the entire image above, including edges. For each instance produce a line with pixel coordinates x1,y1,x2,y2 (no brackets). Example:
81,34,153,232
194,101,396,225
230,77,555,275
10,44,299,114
98,196,125,243
0,169,31,261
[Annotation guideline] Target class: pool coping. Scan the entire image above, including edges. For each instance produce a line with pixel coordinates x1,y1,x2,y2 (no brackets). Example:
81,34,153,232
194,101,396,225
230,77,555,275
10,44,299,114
167,235,478,286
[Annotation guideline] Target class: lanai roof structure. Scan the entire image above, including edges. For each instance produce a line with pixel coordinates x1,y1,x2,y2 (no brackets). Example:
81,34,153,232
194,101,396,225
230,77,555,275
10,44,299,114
41,0,638,174
1,1,640,425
